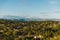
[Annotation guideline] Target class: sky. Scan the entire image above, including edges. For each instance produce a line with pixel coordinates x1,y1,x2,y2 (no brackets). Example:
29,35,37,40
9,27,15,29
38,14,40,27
0,0,60,19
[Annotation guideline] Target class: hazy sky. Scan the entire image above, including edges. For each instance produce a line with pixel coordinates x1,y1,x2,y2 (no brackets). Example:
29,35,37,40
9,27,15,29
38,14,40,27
0,0,60,19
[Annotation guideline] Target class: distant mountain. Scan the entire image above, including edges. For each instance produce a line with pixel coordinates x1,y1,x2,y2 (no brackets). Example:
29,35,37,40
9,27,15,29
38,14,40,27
0,15,44,21
3,16,25,19
0,15,60,21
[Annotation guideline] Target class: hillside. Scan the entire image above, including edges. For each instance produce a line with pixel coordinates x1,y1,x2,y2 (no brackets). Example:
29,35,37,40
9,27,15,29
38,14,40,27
0,20,60,40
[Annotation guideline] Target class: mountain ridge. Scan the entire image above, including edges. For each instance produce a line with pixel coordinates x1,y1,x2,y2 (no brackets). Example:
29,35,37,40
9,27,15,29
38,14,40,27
0,15,60,21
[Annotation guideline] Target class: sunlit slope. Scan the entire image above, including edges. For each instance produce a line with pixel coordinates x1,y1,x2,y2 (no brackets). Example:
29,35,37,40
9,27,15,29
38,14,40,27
0,20,60,40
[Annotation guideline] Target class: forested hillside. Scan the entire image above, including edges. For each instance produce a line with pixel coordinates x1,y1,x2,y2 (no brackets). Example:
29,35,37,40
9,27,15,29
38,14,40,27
0,20,60,40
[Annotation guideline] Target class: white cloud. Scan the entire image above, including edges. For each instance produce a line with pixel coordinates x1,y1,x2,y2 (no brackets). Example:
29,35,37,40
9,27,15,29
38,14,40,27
39,9,60,19
39,13,60,19
49,1,58,5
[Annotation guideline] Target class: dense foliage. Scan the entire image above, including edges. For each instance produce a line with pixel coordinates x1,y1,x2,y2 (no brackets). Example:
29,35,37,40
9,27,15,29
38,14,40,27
0,20,60,40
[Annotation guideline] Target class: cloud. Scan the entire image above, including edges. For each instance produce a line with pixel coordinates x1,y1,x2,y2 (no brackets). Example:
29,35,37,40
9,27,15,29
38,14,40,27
39,13,60,19
49,1,58,5
39,9,60,19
